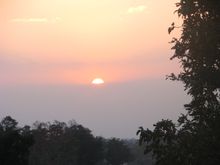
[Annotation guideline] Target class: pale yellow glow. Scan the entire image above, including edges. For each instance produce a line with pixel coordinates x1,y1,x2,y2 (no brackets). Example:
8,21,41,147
92,78,104,85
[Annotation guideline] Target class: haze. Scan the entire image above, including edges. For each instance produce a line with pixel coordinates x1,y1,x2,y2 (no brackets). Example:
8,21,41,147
0,0,188,138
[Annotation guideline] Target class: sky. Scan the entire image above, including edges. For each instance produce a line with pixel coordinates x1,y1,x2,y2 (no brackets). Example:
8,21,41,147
0,0,188,138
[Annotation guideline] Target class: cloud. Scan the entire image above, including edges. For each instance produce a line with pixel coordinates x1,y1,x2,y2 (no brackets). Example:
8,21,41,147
9,18,48,23
127,5,147,14
9,17,61,23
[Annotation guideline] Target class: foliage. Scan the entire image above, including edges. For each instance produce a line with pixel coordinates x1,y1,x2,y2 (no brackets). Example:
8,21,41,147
137,0,220,165
0,116,137,165
106,138,134,165
29,120,104,165
0,116,34,165
29,121,136,165
125,139,153,165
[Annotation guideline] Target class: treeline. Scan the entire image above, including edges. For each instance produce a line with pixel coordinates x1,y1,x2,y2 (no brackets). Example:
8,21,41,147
0,116,152,165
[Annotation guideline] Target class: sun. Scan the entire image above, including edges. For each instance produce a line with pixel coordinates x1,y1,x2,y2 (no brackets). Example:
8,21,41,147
92,78,104,85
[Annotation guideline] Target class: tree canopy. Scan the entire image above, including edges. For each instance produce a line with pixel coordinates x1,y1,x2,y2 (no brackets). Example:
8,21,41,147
106,138,134,165
137,0,220,165
29,120,104,165
0,116,137,165
0,116,34,165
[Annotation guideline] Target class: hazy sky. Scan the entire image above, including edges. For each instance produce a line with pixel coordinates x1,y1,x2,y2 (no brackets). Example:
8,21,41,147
0,0,188,138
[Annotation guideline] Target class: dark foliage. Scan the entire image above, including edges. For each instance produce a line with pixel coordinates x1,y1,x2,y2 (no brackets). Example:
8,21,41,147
29,120,104,165
105,138,134,165
137,0,220,165
0,116,34,165
28,120,134,165
0,116,135,165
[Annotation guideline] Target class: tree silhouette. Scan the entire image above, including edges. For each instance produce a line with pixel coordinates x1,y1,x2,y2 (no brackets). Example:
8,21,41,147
29,120,104,165
106,138,133,165
0,116,138,165
0,116,33,165
137,1,220,165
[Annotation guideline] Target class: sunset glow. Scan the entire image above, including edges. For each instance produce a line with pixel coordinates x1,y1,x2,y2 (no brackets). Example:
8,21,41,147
92,78,105,85
0,0,188,139
0,0,180,85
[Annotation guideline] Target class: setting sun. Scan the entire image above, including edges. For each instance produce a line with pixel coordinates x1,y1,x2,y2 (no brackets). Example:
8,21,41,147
92,78,105,85
0,0,190,145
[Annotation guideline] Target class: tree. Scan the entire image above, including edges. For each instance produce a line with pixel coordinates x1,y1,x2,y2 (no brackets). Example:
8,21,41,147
67,124,104,165
29,120,104,165
137,1,220,165
106,138,133,165
0,116,34,165
124,139,153,165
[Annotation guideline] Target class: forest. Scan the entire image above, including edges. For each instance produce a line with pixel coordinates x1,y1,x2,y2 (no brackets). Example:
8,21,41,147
0,116,153,165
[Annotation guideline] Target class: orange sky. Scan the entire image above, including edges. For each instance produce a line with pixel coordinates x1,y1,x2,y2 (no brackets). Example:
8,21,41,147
0,0,190,139
0,0,181,85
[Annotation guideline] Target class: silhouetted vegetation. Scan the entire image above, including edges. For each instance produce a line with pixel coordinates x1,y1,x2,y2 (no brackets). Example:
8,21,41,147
125,139,154,165
0,116,34,165
137,0,220,165
1,116,150,165
29,120,104,165
105,138,134,165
